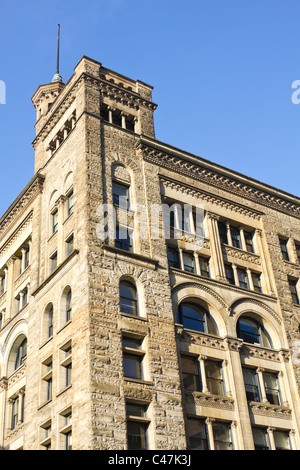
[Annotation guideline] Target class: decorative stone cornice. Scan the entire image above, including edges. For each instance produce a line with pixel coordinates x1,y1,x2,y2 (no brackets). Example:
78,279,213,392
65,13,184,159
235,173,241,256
249,401,292,420
185,391,235,411
222,244,261,266
0,377,8,392
0,174,45,239
138,140,300,219
160,176,262,220
172,281,228,309
175,325,227,351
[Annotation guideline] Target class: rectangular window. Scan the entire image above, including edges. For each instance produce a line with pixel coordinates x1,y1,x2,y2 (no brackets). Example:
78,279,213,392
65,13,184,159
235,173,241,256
181,356,201,392
225,264,235,285
237,269,249,289
252,273,262,293
244,231,255,253
122,337,145,380
218,222,228,245
182,252,195,273
279,238,289,261
252,427,270,450
112,182,130,209
67,191,74,217
199,257,210,278
60,341,72,389
52,210,58,234
126,403,149,450
167,247,179,269
231,227,241,249
66,234,74,257
115,226,133,252
212,422,233,450
295,243,300,263
40,420,52,450
59,408,72,450
187,419,209,450
243,368,260,402
205,361,224,396
273,431,291,450
0,275,5,295
42,356,53,403
288,278,299,305
50,251,58,273
11,397,19,430
263,372,281,406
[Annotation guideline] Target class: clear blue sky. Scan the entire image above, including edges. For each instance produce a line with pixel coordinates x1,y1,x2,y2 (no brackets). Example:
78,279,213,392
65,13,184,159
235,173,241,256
0,0,300,218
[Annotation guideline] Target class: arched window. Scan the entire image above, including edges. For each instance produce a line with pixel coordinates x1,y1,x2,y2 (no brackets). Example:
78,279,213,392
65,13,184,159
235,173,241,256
48,305,53,338
120,281,138,316
237,316,272,348
177,302,217,335
7,335,27,375
42,303,54,342
66,289,72,322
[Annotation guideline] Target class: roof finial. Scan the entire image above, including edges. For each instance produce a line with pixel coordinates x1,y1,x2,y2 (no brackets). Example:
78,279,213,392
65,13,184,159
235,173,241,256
52,24,63,83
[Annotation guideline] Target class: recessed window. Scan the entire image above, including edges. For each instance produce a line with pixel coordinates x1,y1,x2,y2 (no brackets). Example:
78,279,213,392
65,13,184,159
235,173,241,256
273,431,291,450
122,337,145,380
243,368,261,402
237,316,272,348
181,356,201,392
187,419,209,450
67,191,74,217
177,302,217,335
112,182,130,209
252,427,270,450
218,222,228,245
52,210,58,234
41,356,53,403
120,280,138,316
279,238,289,261
199,257,210,278
295,243,300,263
288,278,299,305
50,251,58,273
182,251,195,273
252,273,262,293
126,403,149,450
115,225,133,252
225,264,235,285
212,422,233,450
66,234,74,257
230,227,241,249
244,231,255,253
59,408,72,450
60,341,72,389
167,247,179,269
237,269,249,289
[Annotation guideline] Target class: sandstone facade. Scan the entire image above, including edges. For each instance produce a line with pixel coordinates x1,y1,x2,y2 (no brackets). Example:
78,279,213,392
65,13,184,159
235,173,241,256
0,56,300,450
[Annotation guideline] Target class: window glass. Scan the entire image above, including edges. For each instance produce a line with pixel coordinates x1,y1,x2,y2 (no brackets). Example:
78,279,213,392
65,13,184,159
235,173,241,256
187,419,209,450
212,422,233,450
127,422,147,450
182,252,195,273
199,257,210,278
112,182,130,209
244,231,255,253
231,227,241,249
252,427,270,450
167,247,179,268
181,356,201,391
274,431,291,450
205,361,224,396
243,368,260,402
279,239,289,261
120,281,137,316
263,373,281,406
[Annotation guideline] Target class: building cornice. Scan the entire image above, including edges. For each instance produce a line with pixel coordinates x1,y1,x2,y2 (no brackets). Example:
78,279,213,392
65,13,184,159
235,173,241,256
0,174,45,240
137,137,300,219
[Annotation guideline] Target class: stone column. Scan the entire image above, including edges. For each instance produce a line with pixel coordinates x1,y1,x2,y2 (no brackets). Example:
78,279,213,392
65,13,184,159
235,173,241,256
232,263,239,287
239,227,247,251
21,248,27,274
205,418,215,450
256,368,268,403
199,355,208,393
206,212,227,282
246,268,254,291
231,421,238,450
255,229,274,295
226,221,232,246
5,257,16,322
193,252,201,276
178,247,184,271
278,371,289,407
222,360,233,397
267,427,276,450
17,390,25,425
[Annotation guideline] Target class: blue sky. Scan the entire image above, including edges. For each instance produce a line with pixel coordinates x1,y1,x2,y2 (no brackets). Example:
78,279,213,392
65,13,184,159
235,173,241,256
0,0,299,217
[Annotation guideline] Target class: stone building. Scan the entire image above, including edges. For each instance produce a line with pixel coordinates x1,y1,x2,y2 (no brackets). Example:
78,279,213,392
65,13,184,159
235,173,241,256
0,56,300,450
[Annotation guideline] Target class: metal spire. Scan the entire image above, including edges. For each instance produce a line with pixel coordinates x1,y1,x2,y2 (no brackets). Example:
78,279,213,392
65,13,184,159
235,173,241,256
52,24,63,83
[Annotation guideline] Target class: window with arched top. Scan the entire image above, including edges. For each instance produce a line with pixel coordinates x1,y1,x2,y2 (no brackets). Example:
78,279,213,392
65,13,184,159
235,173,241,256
66,289,72,322
60,287,72,327
237,316,272,348
7,335,27,375
177,302,218,335
119,281,138,316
